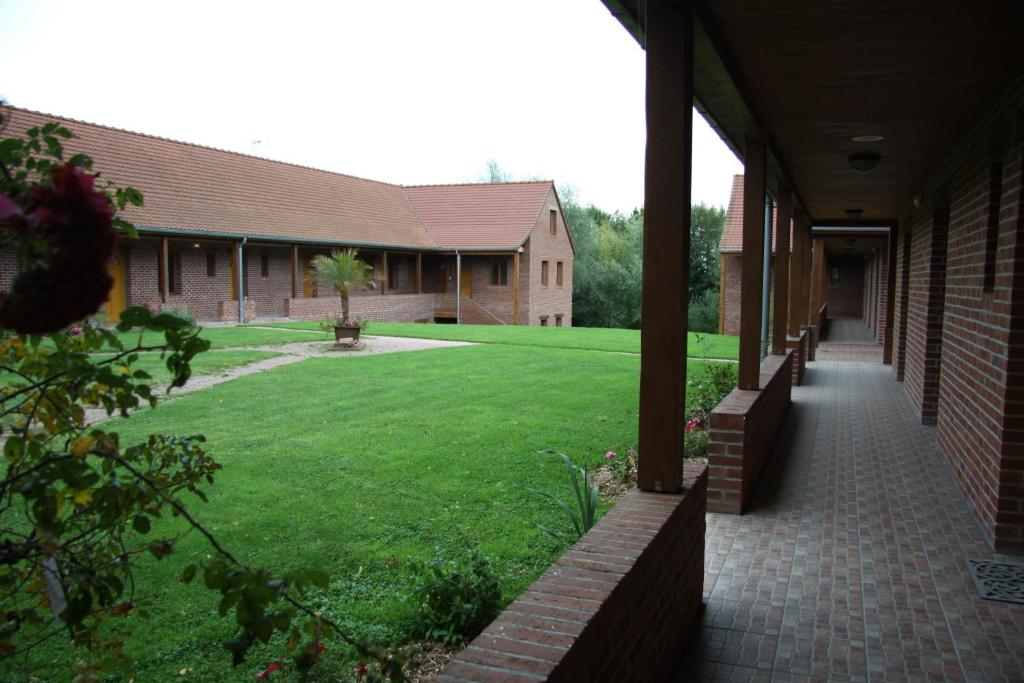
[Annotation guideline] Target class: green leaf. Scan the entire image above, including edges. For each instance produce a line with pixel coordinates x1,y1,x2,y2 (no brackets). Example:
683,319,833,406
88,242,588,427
132,515,151,534
181,564,197,584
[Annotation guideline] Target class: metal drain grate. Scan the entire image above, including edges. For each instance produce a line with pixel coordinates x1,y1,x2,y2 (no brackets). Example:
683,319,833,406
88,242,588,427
966,559,1024,605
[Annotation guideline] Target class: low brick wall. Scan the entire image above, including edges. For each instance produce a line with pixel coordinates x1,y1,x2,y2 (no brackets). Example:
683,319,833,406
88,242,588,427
817,304,829,342
438,463,707,682
785,329,809,385
708,353,793,514
806,324,817,361
217,299,257,322
282,294,436,322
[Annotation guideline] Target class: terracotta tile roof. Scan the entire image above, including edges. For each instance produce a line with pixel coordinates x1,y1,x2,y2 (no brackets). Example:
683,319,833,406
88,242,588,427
2,107,554,252
403,181,553,250
718,174,790,254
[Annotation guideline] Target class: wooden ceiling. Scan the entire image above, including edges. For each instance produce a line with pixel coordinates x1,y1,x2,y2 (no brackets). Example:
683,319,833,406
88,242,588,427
601,0,1024,221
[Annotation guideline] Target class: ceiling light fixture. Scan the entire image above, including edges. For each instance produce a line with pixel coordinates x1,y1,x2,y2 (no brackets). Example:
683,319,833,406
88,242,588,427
852,135,884,143
849,152,881,172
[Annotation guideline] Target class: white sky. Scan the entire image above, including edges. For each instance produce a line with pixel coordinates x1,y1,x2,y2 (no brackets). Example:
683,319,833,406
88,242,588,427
0,0,741,214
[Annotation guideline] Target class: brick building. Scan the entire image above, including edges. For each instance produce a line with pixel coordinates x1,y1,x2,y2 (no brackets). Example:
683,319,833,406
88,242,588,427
438,1,1024,679
0,107,574,326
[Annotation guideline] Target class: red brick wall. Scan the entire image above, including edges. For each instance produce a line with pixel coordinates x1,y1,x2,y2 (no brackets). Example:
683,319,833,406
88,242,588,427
903,202,949,425
526,187,574,326
708,352,793,513
893,223,913,380
720,253,742,335
786,329,808,386
439,464,707,683
825,255,865,318
283,293,436,322
893,77,1024,551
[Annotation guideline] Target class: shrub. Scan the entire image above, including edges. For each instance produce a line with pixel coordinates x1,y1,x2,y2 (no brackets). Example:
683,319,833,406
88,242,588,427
525,451,600,545
689,361,737,414
684,425,710,459
415,545,502,646
162,307,197,327
688,289,719,333
605,447,637,485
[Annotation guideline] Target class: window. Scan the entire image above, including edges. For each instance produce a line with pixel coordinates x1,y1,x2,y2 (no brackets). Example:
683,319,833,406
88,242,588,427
556,261,564,287
540,315,549,326
555,314,563,327
260,253,270,277
206,251,216,277
541,260,549,286
166,252,180,294
491,260,508,286
388,257,398,291
983,161,1003,292
550,209,557,235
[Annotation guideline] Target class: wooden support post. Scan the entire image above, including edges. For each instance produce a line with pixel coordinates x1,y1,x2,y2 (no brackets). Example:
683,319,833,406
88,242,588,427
788,214,807,336
291,245,299,299
801,220,813,327
772,183,792,354
381,251,388,295
415,253,422,294
637,0,693,494
159,236,169,304
512,252,521,325
810,237,826,336
738,136,767,390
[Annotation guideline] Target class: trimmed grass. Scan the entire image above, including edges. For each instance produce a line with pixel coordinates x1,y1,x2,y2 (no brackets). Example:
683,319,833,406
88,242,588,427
96,349,282,386
248,321,740,360
8,345,724,681
113,325,330,350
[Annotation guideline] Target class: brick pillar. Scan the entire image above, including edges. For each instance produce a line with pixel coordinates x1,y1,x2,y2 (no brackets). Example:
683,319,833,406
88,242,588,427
809,236,826,352
772,184,791,354
738,137,767,390
904,203,949,424
883,224,898,363
637,0,693,493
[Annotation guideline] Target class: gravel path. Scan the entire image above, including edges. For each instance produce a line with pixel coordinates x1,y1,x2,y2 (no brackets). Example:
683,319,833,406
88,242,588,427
83,335,473,425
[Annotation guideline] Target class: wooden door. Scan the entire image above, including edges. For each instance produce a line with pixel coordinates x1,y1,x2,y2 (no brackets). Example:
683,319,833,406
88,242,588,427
106,249,127,322
436,261,448,293
303,259,315,298
460,262,473,298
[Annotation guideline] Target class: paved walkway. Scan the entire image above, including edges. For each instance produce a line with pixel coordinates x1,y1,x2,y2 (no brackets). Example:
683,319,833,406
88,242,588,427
679,360,1024,681
818,319,883,363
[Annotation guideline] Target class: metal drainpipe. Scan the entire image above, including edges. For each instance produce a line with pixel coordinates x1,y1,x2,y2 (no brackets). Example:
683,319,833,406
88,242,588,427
760,195,773,360
237,237,247,323
455,251,461,324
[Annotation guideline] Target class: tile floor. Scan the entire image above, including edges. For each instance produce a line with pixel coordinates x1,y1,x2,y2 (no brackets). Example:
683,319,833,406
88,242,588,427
677,350,1024,681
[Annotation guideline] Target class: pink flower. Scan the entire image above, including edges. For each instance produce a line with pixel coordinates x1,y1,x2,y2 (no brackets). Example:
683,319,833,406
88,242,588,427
605,451,616,460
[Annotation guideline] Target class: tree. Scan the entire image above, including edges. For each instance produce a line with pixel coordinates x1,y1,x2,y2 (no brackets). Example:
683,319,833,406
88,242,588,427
688,203,726,302
312,249,374,323
0,113,405,681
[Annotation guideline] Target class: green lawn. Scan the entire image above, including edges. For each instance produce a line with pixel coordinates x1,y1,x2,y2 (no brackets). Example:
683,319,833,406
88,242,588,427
97,349,282,386
113,325,331,350
248,321,739,359
7,343,725,681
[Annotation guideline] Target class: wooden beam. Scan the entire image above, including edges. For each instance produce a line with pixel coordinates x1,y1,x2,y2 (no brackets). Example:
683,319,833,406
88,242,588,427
637,0,693,494
801,219,813,328
738,136,766,390
160,236,169,303
512,253,520,325
810,237,826,337
291,245,299,299
788,214,807,336
772,182,791,354
381,251,389,295
415,253,423,294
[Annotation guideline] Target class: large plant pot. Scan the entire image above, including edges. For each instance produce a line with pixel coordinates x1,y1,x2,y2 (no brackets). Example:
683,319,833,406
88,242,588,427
333,325,362,343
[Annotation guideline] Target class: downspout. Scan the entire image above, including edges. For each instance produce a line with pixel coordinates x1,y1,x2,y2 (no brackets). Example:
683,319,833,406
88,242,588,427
760,195,773,360
455,251,461,324
237,237,247,323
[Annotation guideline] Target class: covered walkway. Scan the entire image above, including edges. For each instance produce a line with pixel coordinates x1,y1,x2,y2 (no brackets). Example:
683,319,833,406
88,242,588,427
817,318,883,364
680,359,1024,681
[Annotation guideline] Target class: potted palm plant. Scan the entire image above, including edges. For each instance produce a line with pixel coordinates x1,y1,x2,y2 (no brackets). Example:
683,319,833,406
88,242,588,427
311,249,374,343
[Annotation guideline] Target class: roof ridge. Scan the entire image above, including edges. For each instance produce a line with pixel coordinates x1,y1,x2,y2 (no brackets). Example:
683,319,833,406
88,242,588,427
403,179,553,189
0,104,405,190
